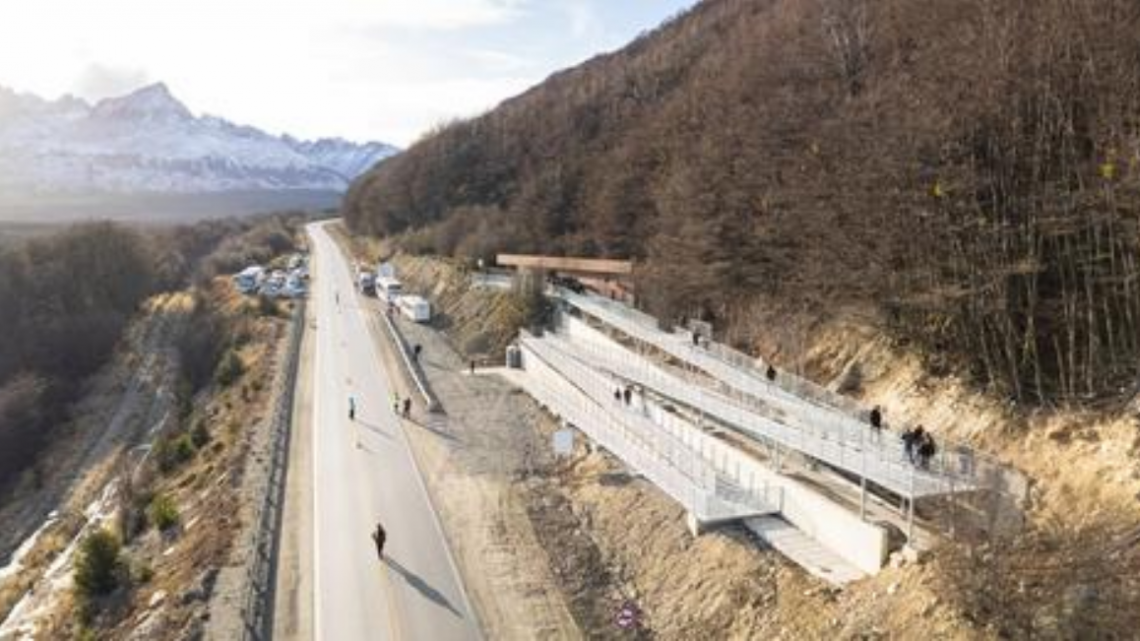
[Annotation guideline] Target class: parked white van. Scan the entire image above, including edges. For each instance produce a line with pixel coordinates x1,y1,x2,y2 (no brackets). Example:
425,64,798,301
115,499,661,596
234,266,265,295
397,295,431,323
376,276,403,302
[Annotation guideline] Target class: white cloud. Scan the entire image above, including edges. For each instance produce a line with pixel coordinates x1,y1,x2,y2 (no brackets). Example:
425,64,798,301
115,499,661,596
72,64,151,101
0,0,689,145
563,0,604,39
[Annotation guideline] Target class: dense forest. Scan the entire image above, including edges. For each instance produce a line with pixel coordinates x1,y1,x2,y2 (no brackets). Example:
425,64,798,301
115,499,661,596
0,216,298,492
344,0,1140,403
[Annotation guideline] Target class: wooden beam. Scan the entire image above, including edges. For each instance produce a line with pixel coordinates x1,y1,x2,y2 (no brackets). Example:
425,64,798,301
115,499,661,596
496,253,633,275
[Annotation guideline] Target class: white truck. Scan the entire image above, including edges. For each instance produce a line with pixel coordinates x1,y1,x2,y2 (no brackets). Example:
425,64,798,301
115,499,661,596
376,275,403,302
358,270,376,295
397,295,431,323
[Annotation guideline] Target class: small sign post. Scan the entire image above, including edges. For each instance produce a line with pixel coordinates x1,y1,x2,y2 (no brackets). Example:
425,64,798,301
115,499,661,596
553,428,574,458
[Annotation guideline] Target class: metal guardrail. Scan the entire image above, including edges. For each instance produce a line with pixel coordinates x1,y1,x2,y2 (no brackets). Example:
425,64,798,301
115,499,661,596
239,298,306,641
558,293,989,494
520,332,779,522
378,309,442,412
700,337,869,418
556,290,1029,541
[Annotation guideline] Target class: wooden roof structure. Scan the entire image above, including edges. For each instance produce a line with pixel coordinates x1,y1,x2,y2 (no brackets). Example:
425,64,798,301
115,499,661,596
496,254,633,276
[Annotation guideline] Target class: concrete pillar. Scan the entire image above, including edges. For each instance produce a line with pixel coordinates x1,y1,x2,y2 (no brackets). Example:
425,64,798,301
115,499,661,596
685,512,703,537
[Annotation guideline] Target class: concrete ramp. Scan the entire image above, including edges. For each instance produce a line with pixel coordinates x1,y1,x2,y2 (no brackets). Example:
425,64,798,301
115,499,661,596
745,516,865,586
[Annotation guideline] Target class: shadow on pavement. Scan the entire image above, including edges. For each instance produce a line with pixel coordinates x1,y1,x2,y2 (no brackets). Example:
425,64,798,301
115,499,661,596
356,419,395,440
404,416,457,442
385,557,464,619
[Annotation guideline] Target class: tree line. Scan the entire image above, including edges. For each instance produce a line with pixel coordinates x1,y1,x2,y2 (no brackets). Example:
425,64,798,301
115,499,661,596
0,214,300,494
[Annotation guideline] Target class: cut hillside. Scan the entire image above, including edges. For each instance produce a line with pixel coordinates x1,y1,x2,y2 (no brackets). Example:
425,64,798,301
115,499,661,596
0,216,308,639
345,0,1140,405
340,0,1140,635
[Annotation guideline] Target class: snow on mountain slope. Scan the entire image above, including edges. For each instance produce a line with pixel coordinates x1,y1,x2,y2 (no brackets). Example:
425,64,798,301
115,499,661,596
0,83,398,193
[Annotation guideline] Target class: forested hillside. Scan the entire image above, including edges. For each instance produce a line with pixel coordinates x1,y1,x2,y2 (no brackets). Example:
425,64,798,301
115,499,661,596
345,0,1140,404
0,216,297,492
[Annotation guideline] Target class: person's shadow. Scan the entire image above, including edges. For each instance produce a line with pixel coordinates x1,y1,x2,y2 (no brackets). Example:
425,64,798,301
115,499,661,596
384,556,464,619
357,419,394,440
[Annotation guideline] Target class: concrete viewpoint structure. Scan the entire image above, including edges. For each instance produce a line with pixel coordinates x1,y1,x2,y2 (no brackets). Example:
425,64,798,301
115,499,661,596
495,285,1025,584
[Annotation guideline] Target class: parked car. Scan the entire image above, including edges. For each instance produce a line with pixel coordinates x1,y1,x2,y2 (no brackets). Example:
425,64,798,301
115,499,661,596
234,265,265,295
358,270,376,295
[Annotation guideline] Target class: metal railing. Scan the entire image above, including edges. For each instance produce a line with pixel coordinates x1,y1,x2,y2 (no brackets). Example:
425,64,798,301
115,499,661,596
378,309,442,412
552,311,969,498
519,333,779,522
555,290,1029,541
240,298,306,641
699,335,869,418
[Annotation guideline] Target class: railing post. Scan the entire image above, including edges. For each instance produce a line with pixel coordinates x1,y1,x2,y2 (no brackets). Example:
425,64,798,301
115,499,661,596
907,464,916,542
860,427,867,521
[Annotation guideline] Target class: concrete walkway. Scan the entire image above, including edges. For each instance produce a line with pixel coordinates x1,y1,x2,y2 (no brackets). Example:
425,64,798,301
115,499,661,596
744,516,865,585
557,296,972,499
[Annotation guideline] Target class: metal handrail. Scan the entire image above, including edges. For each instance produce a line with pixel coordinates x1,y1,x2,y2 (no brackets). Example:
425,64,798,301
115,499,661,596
520,334,778,520
549,314,966,499
556,290,1021,501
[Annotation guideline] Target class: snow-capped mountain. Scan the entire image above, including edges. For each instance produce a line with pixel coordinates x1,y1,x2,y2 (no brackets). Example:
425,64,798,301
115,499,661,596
0,83,398,194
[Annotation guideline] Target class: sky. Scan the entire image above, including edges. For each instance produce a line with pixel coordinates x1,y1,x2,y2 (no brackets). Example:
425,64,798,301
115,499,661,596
0,0,699,146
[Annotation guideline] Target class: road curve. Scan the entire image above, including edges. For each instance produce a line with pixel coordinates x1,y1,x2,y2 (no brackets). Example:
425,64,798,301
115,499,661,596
307,221,479,641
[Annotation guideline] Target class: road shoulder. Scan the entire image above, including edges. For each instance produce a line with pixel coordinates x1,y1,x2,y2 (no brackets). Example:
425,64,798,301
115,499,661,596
272,266,318,641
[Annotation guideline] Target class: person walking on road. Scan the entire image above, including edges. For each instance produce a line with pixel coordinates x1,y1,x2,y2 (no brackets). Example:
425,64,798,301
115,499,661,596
392,393,400,415
348,396,356,421
402,397,412,418
371,521,387,560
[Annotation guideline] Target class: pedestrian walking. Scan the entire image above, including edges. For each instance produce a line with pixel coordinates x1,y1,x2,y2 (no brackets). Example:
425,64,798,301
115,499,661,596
392,393,400,414
371,521,386,560
766,364,777,382
348,396,356,421
691,332,699,347
623,387,632,405
402,397,411,418
869,405,882,429
614,388,622,402
903,425,925,465
413,344,422,362
918,433,936,470
470,359,476,375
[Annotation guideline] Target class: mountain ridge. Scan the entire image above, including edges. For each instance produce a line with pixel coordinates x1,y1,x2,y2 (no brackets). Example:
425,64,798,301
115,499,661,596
0,82,399,194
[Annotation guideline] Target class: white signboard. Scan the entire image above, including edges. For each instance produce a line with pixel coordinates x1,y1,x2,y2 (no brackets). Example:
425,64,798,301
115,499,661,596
553,428,574,458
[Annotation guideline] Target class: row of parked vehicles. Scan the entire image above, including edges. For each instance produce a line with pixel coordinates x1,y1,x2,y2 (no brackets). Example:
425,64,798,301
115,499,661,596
357,262,432,323
234,253,309,298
